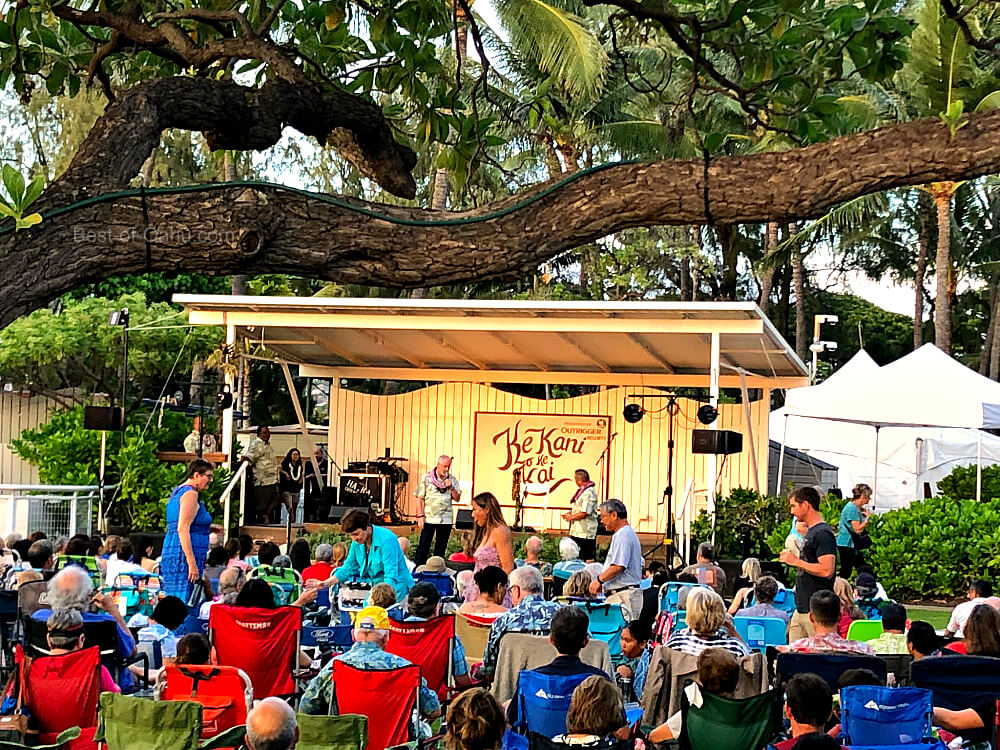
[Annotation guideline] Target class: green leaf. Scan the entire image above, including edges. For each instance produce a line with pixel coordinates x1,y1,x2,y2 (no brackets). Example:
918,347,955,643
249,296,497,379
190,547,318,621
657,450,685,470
974,90,1000,112
22,176,44,208
1,165,24,206
15,213,41,230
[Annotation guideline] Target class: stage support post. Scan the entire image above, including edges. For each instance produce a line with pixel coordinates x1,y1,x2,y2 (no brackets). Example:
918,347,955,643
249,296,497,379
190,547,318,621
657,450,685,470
708,332,720,534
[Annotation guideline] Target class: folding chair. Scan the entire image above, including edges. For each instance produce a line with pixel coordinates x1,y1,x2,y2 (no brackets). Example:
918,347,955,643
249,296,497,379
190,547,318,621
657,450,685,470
56,556,103,590
571,601,627,661
413,571,455,599
385,615,456,700
16,644,101,750
331,662,420,750
296,714,367,750
677,686,783,750
248,566,301,605
21,615,144,686
528,734,630,750
770,588,796,617
100,584,159,621
775,652,886,690
113,573,162,592
839,685,934,746
93,693,246,750
456,614,492,669
911,655,1000,736
301,623,354,653
208,604,302,699
733,616,787,653
658,582,707,615
508,670,592,736
846,619,884,642
155,664,253,739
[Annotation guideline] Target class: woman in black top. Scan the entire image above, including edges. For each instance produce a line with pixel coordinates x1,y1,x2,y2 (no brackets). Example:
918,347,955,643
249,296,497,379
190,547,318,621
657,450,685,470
279,448,304,522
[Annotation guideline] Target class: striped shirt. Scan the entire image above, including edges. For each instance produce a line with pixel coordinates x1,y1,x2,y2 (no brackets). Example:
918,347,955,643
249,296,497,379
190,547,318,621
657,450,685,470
665,628,751,658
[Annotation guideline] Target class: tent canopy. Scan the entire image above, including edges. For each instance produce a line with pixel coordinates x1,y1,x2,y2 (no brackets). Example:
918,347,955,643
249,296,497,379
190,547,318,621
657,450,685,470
783,344,1000,428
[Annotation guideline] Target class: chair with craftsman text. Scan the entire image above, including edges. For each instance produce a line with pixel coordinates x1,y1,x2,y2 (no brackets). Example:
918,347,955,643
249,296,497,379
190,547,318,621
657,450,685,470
208,604,302,699
331,661,420,750
385,614,456,700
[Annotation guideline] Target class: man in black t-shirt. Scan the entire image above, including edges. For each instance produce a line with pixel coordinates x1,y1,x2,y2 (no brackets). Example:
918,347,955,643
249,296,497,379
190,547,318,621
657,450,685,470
779,487,836,640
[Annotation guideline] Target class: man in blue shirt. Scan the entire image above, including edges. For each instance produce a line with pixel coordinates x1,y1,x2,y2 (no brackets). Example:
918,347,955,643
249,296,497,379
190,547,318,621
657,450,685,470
479,566,564,680
311,510,414,601
32,566,137,692
589,499,643,621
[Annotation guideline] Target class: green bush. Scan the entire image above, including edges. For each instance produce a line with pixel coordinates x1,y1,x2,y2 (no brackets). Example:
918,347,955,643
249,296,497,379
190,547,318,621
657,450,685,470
12,405,235,531
689,488,792,559
937,464,1000,501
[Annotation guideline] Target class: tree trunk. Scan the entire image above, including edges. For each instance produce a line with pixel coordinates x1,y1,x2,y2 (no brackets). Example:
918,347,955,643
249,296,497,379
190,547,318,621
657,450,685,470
986,275,1000,379
716,224,739,300
758,221,779,314
793,249,807,362
690,226,702,301
928,182,958,353
224,151,248,296
914,191,932,350
981,278,997,375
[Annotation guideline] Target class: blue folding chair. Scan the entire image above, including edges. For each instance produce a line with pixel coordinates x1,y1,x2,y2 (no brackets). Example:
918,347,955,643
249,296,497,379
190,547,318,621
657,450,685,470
912,654,1000,736
658,582,707,614
770,587,796,616
301,623,354,650
571,601,626,661
413,571,454,599
840,685,934,746
506,669,592,746
733,616,787,653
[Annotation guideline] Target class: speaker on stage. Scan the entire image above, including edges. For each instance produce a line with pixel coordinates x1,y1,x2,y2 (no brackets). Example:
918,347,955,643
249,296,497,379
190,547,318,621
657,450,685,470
691,429,743,455
306,487,337,523
83,406,125,431
328,505,372,523
340,473,390,512
454,509,473,530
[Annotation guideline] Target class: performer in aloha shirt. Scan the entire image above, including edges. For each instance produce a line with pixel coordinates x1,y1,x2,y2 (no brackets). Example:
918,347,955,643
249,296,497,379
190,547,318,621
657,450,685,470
562,468,599,561
413,455,462,566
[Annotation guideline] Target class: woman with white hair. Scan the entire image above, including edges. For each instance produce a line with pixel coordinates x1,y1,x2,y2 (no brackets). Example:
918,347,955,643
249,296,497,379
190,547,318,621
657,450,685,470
665,587,750,658
553,538,586,580
727,557,775,614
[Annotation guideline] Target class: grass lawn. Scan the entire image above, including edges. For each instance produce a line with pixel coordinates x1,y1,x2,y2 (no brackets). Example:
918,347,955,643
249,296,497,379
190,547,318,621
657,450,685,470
906,606,950,630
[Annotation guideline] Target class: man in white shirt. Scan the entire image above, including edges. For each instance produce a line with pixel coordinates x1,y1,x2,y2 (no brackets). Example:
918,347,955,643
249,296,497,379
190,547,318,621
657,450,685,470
589,499,643,620
945,579,993,639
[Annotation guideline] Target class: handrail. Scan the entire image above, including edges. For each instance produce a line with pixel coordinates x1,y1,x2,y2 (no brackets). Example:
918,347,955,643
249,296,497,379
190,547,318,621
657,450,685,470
219,461,248,534
0,484,112,492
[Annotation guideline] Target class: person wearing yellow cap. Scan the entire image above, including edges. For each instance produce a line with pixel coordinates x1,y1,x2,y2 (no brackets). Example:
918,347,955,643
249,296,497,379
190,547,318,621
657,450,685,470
299,605,441,734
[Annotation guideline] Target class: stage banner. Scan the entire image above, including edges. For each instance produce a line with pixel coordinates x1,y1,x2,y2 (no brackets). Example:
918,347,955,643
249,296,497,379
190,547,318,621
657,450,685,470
472,412,611,524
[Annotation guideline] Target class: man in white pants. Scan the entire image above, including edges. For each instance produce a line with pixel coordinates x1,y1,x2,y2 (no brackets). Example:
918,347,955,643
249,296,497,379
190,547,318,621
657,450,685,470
588,499,644,621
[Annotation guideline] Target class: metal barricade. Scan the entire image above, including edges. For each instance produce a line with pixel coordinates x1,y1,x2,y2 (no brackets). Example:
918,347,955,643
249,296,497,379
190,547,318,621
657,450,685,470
0,484,113,537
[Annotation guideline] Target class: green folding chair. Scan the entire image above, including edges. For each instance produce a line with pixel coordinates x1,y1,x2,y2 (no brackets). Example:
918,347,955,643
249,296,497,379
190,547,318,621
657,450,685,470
249,566,301,606
93,693,246,750
0,728,80,750
297,714,368,750
56,555,103,589
678,687,783,750
846,619,884,642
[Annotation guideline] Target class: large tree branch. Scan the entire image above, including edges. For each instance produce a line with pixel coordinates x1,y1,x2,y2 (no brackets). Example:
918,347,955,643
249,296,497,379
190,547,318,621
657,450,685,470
7,107,1000,326
40,76,416,207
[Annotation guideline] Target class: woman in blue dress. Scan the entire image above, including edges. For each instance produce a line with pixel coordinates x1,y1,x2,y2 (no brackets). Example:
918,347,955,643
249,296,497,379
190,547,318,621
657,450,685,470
161,459,214,599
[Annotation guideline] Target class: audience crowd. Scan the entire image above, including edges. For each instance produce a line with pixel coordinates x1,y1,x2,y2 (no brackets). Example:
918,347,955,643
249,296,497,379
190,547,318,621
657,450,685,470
6,484,1000,750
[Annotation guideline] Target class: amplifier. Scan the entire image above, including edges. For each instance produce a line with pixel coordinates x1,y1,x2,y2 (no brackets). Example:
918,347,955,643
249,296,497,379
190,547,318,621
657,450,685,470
339,473,390,513
454,509,473,530
691,429,743,455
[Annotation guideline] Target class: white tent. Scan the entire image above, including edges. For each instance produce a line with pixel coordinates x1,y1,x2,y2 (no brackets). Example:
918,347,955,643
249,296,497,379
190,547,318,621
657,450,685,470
772,345,1000,509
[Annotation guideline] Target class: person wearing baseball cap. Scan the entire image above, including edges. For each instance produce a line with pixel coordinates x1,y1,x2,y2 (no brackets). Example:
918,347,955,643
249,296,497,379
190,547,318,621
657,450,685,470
300,605,441,733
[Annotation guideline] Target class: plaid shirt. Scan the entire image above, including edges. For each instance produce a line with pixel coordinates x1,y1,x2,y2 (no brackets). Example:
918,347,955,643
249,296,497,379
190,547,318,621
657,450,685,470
479,595,565,679
299,641,441,728
783,630,874,655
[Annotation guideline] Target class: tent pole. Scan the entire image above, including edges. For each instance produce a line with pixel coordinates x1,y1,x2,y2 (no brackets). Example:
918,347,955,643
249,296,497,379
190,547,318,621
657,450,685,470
873,425,880,511
977,430,983,503
776,414,789,496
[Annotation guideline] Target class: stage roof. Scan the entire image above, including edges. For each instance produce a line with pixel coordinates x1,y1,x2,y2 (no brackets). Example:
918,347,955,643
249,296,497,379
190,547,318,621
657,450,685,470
174,296,809,388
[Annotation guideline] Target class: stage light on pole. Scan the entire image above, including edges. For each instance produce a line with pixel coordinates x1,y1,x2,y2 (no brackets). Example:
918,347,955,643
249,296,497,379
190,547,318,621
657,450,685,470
697,404,718,425
623,403,645,423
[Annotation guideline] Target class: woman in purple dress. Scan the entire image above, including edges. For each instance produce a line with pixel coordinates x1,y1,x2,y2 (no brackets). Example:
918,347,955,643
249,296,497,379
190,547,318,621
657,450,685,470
161,459,214,600
463,492,515,604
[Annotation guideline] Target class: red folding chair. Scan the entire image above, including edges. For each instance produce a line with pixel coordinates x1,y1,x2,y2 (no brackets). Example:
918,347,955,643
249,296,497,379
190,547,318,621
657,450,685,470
332,661,420,750
386,615,455,700
208,604,302,699
154,663,253,738
17,644,100,750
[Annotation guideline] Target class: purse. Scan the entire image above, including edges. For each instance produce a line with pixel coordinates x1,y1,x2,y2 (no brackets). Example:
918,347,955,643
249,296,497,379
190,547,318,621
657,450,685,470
0,663,35,745
849,526,873,551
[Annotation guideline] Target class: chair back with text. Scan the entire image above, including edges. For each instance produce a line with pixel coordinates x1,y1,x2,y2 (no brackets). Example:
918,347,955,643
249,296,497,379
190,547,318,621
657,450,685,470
571,601,626,661
839,685,933,746
301,623,354,652
209,604,302,698
846,619,884,642
512,670,591,737
331,661,420,750
775,652,886,690
385,615,454,699
155,663,253,739
296,713,368,750
17,581,51,620
18,644,101,748
733,617,787,653
491,633,611,706
678,686,782,750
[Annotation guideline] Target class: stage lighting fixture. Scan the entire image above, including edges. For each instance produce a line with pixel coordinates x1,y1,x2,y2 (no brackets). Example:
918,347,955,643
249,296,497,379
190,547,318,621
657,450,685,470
623,403,644,423
108,308,129,327
217,387,234,411
696,404,719,425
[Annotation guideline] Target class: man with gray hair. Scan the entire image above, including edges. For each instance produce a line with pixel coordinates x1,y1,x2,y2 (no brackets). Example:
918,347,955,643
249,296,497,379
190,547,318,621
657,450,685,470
681,542,727,595
516,536,553,576
413,455,462,566
302,543,336,583
32,566,137,691
199,566,245,618
479,565,564,680
397,537,416,573
246,697,298,750
589,500,643,620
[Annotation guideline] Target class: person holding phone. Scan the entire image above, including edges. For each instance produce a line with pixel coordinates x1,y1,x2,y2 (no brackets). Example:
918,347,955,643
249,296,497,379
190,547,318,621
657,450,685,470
413,455,462,566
